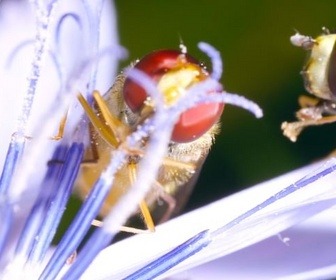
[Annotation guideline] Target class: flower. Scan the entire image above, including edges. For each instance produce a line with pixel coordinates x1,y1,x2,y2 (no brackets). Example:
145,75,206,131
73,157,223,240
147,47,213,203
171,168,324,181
1,1,336,280
0,0,122,278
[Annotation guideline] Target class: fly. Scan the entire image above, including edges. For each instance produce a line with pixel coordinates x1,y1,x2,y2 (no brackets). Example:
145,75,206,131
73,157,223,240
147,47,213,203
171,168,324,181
282,29,336,141
76,48,223,233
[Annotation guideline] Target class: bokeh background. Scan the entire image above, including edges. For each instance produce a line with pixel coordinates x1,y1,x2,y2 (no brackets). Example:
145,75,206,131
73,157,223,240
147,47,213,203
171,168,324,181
114,1,336,212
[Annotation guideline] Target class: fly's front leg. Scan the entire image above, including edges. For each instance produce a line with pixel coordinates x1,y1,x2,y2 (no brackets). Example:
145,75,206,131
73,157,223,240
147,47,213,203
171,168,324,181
51,114,68,140
282,95,336,142
81,123,100,164
282,115,336,142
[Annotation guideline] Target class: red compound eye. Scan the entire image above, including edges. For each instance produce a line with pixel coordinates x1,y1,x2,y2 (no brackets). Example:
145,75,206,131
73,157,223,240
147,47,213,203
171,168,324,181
123,50,199,111
172,101,224,142
123,49,224,143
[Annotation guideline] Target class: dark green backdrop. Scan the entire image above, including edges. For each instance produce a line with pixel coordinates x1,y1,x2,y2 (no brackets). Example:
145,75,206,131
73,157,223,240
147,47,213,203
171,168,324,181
114,1,336,212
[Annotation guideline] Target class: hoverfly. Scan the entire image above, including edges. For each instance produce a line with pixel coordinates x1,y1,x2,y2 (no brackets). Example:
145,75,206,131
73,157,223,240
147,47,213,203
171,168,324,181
282,29,336,142
76,48,224,233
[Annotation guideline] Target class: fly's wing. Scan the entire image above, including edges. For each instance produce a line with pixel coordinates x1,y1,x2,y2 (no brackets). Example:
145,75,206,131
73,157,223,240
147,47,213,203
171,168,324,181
121,154,208,231
166,156,208,219
148,123,219,224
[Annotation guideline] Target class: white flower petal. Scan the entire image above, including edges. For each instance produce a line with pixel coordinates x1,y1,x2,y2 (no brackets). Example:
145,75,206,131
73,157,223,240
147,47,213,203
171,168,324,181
82,160,336,279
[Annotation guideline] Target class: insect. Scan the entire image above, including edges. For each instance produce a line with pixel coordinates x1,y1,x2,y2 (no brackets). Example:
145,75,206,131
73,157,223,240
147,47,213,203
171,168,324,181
76,48,224,232
282,29,336,142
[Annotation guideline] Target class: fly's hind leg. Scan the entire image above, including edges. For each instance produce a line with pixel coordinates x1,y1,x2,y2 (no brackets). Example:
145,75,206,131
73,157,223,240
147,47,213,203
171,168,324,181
151,158,197,224
152,181,177,224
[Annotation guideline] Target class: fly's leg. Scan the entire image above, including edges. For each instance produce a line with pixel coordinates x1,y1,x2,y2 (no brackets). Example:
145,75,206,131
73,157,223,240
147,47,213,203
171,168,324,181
151,157,197,224
282,95,336,142
80,92,156,233
152,181,177,224
161,157,196,171
25,113,67,141
89,162,156,234
282,115,336,142
77,93,120,148
91,219,150,234
80,123,100,164
297,95,319,109
128,162,156,232
51,114,68,140
80,92,198,233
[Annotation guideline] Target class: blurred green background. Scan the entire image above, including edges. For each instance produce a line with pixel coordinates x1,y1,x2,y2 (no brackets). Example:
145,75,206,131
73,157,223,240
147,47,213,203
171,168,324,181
114,0,336,212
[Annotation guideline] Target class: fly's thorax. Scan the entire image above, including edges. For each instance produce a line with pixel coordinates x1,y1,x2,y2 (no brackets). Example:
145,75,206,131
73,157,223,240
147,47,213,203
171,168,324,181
303,34,336,100
155,121,219,187
103,74,138,127
167,121,219,162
